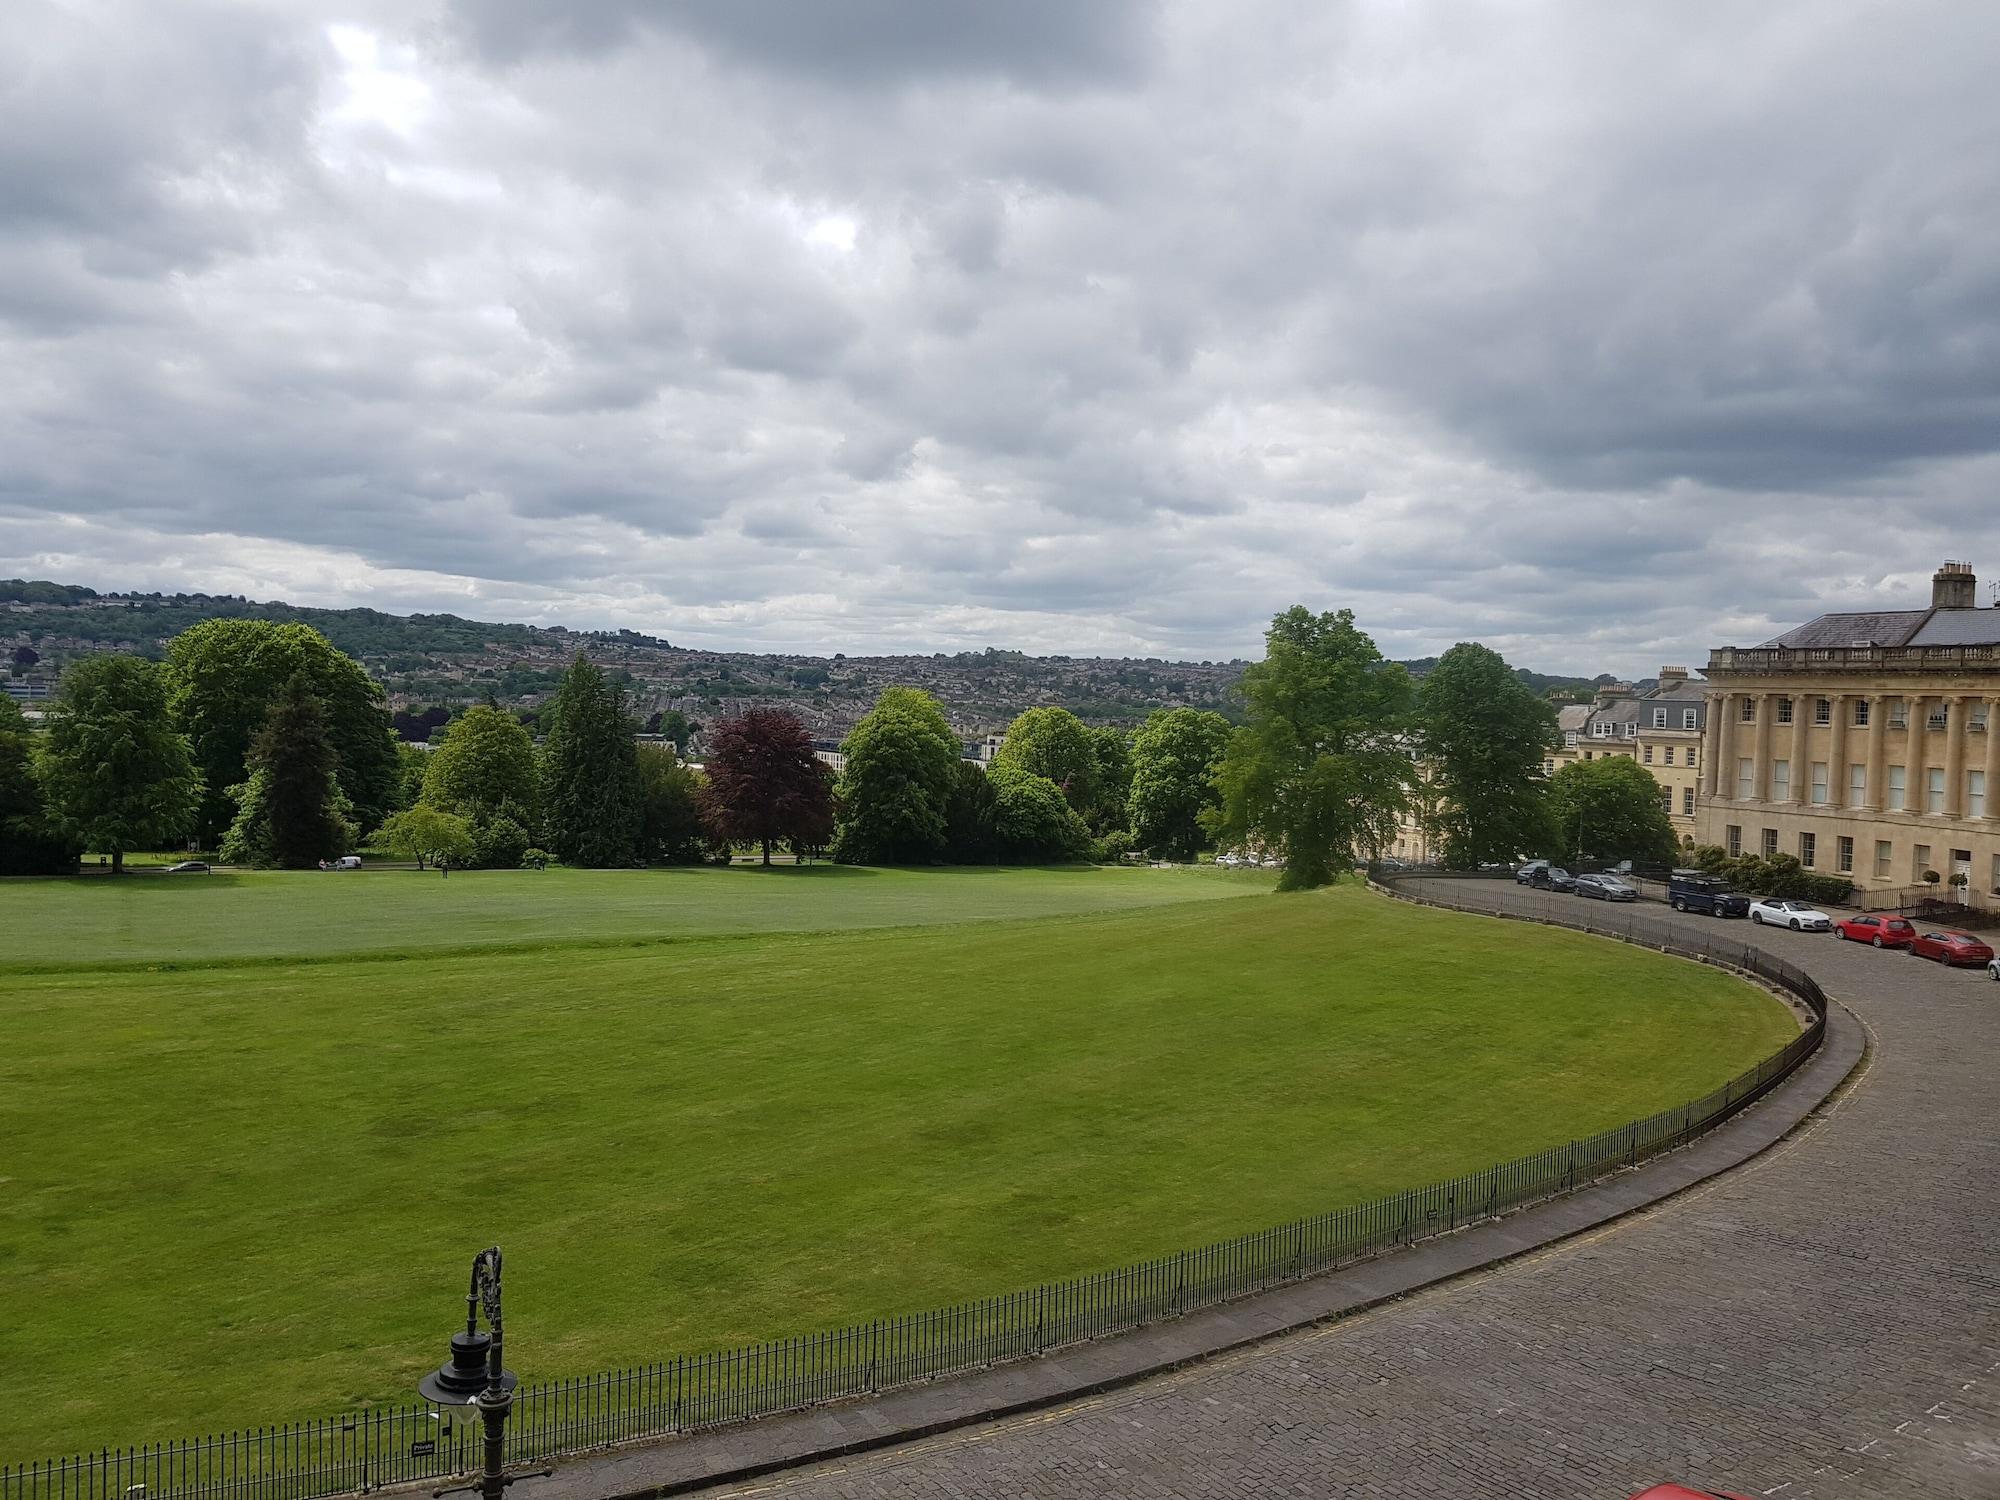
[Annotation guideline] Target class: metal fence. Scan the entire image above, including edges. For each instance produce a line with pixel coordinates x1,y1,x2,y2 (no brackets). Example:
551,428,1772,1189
5,876,1827,1500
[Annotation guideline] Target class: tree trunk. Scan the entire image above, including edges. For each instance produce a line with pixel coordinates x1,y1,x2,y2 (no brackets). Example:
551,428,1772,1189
111,849,124,874
761,837,772,867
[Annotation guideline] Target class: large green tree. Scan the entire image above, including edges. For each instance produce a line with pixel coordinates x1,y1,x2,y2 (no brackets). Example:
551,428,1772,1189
1127,707,1233,860
1416,642,1559,869
1086,725,1133,835
635,742,709,864
1212,606,1415,890
0,694,77,874
987,761,1090,862
377,805,475,873
943,758,999,863
993,707,1098,813
165,620,400,844
422,704,538,823
1545,757,1678,867
538,655,642,868
38,655,201,871
219,676,355,868
830,687,962,864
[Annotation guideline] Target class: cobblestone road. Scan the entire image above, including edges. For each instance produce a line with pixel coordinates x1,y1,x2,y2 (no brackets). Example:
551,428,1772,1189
703,882,1999,1500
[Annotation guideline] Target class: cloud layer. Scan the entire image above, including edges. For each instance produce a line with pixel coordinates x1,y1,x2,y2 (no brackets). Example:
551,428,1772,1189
3,0,1997,674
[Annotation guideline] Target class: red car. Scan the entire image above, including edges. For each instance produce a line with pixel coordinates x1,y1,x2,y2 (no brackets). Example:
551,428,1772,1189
1831,913,1918,948
1908,929,1996,965
1629,1486,1753,1499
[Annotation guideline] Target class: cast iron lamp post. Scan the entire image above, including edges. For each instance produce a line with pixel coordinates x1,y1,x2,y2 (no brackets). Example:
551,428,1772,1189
418,1247,530,1500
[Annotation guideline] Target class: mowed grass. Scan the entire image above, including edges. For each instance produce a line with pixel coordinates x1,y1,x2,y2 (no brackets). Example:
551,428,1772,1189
0,862,1270,970
0,879,1797,1458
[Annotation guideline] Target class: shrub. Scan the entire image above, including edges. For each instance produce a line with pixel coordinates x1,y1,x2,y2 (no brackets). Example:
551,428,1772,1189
471,815,531,870
521,848,550,870
1089,830,1136,865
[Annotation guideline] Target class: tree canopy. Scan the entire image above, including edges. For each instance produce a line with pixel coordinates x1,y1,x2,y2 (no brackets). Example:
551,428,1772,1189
377,805,475,872
993,707,1098,812
164,619,400,843
538,655,642,868
39,654,201,871
422,704,538,822
1416,642,1558,868
1127,707,1233,859
1545,756,1678,867
219,675,355,867
831,687,961,864
987,761,1089,862
699,707,835,865
635,742,710,865
0,694,76,874
1212,606,1414,889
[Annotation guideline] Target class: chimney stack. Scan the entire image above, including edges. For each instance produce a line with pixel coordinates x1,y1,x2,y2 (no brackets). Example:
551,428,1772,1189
1657,665,1690,688
1933,560,1976,610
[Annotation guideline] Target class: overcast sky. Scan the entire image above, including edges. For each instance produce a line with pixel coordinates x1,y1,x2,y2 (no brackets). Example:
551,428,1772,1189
3,1,1996,675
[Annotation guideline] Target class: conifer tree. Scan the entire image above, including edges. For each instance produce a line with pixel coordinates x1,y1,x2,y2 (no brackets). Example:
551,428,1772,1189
538,654,641,867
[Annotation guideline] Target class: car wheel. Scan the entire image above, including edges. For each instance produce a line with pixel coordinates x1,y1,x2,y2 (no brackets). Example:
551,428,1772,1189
1833,927,1846,940
1751,911,1762,924
1871,935,1885,947
1790,919,1801,931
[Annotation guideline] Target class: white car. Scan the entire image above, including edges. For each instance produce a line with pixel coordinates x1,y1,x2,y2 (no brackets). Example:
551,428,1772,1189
1748,898,1832,931
1989,956,1999,982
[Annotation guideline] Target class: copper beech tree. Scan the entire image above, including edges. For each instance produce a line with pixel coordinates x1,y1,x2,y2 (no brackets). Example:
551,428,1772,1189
699,707,835,866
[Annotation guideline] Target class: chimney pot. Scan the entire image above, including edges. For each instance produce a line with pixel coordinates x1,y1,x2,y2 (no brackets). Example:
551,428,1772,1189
1932,561,1977,610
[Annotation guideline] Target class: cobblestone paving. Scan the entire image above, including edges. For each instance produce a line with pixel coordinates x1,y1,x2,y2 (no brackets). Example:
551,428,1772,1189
705,883,2000,1500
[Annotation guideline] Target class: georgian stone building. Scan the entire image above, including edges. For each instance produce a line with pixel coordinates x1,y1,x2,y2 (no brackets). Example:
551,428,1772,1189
1695,561,2000,903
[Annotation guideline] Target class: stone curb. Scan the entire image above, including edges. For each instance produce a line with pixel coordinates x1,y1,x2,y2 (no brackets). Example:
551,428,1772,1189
509,912,1865,1500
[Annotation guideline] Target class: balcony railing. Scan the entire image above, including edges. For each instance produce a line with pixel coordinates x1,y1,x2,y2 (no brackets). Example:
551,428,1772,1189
1708,643,1999,675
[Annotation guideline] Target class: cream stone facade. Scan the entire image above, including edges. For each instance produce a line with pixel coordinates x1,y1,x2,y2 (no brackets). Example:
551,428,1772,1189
1696,561,2000,906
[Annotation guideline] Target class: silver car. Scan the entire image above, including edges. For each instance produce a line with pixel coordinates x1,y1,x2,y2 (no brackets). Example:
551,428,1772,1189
1748,898,1832,931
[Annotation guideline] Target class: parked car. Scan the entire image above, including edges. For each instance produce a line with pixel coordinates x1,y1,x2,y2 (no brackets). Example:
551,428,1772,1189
318,854,363,870
1574,873,1639,901
1514,860,1549,885
1666,870,1749,917
1908,930,1996,966
165,860,209,874
1748,898,1831,931
1831,913,1919,948
1988,956,2000,981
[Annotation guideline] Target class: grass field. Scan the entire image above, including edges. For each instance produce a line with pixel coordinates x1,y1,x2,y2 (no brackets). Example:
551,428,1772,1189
1,862,1269,970
0,872,1797,1458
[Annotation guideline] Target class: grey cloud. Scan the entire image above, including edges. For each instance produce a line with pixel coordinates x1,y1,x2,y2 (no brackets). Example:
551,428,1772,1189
4,0,1999,679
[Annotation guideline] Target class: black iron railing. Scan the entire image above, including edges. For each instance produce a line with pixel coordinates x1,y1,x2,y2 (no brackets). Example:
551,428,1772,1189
4,874,1826,1500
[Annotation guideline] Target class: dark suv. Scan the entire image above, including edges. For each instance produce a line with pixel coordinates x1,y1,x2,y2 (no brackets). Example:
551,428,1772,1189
1667,870,1749,918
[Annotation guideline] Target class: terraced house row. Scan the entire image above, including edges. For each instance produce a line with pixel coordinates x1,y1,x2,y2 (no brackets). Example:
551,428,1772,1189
1695,560,2000,904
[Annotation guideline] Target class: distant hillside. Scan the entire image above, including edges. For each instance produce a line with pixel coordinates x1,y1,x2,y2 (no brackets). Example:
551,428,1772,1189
3,580,1606,740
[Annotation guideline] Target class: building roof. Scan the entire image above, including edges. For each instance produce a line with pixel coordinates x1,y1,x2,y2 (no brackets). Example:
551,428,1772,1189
1556,704,1592,732
1906,608,2000,647
1760,610,1930,649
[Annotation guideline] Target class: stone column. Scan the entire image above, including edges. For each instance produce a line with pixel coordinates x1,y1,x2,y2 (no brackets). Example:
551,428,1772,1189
1909,693,1934,815
1750,692,1773,802
1827,693,1849,808
1789,695,1811,804
1705,692,1731,798
1985,695,2000,820
1943,693,1968,818
1865,693,1888,812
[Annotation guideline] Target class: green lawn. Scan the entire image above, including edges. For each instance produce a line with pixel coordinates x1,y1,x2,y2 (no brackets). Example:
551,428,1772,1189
1,862,1269,970
0,877,1796,1458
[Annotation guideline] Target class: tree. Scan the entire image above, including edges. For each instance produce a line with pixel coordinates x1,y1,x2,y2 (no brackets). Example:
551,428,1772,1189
394,741,429,814
219,675,355,867
164,620,400,844
11,645,38,672
1211,606,1415,890
988,761,1090,862
38,654,201,871
538,655,642,868
645,709,692,751
0,694,77,874
993,707,1098,812
1086,725,1133,835
699,706,835,865
1416,642,1559,869
377,805,475,873
1127,707,1233,859
635,742,709,864
423,704,538,822
830,688,961,864
1544,757,1677,867
943,758,999,863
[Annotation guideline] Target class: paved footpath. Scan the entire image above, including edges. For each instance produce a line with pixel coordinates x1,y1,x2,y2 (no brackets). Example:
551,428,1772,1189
669,882,1999,1500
